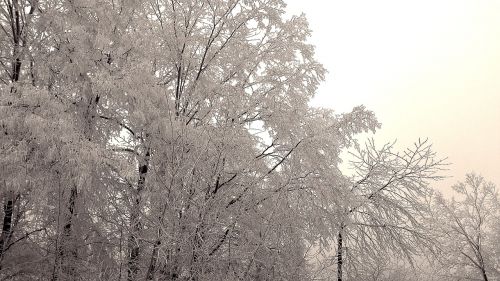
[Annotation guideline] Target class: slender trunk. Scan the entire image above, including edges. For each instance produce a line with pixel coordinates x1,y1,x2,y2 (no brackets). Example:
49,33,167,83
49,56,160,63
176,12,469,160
147,196,172,280
337,229,343,281
145,238,160,280
52,184,78,281
481,267,488,281
128,147,150,281
62,186,78,274
190,224,203,280
63,187,77,243
9,0,35,86
477,251,488,281
11,0,21,77
0,191,14,267
127,202,141,279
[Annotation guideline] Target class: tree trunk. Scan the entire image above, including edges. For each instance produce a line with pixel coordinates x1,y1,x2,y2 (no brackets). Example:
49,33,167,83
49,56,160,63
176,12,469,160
62,186,78,277
52,185,78,281
145,238,160,280
10,0,22,85
337,229,343,281
0,191,14,267
481,267,488,281
128,147,150,281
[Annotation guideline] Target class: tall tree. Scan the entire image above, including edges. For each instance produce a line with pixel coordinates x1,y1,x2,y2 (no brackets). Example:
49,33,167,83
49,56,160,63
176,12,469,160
0,0,457,280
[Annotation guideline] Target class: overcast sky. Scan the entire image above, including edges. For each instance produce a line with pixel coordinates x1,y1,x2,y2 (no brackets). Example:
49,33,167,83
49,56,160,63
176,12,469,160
285,0,500,193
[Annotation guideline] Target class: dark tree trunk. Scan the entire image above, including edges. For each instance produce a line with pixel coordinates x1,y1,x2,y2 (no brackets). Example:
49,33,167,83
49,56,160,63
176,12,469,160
63,186,78,277
481,268,488,281
145,238,160,280
337,228,343,281
128,147,150,281
8,0,35,86
0,191,14,266
62,185,78,266
52,185,78,281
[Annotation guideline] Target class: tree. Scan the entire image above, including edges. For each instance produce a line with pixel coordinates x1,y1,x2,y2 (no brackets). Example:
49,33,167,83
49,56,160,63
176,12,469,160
330,139,445,281
432,173,499,281
0,0,457,280
0,0,143,278
3,0,351,279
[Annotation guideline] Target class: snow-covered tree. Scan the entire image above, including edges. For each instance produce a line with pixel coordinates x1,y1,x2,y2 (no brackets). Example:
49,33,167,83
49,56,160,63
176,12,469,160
431,173,499,281
328,139,445,281
0,1,456,280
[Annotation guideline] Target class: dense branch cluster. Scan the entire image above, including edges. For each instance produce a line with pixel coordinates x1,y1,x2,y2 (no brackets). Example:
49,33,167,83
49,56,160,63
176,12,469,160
0,1,495,281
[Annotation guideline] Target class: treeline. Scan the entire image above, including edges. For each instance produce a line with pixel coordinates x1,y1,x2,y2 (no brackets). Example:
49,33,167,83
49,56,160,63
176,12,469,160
0,0,497,280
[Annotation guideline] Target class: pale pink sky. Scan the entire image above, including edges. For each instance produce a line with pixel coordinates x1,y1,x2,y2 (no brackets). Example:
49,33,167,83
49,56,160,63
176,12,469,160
286,0,500,193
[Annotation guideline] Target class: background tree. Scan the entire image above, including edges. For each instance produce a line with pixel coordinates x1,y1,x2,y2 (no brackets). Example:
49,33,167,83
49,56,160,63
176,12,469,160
327,139,445,281
431,173,500,281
